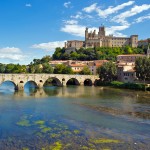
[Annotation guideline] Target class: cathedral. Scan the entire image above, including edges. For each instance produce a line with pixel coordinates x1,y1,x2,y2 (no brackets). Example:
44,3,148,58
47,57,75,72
65,26,138,49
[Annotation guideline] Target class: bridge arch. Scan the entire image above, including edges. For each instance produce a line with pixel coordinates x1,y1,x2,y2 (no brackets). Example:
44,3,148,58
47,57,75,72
66,78,80,86
44,77,62,87
84,79,93,86
0,80,18,91
24,80,38,89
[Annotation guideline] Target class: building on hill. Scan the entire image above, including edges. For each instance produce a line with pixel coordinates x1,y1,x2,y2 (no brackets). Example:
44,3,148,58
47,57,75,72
116,49,150,83
65,26,138,49
85,26,138,48
49,60,108,75
65,40,84,49
117,54,145,63
138,38,150,47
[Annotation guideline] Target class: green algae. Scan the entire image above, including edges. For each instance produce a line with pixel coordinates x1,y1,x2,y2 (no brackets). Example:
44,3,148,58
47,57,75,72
91,138,121,144
34,120,45,125
81,146,89,150
39,124,46,129
50,133,61,138
36,132,43,137
49,141,63,150
73,130,80,134
22,148,29,150
16,119,31,127
41,127,52,133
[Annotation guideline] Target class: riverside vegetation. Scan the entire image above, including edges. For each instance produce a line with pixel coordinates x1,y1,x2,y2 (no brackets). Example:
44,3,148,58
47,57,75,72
0,46,150,90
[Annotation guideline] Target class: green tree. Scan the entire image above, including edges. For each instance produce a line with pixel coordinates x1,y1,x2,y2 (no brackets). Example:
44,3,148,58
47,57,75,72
54,64,73,74
79,66,91,75
97,61,117,82
0,63,6,73
41,55,52,63
34,64,43,73
5,64,15,73
135,57,150,81
42,63,53,73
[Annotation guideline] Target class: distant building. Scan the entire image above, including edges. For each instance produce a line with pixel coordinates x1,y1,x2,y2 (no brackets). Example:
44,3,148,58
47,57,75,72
138,39,150,47
65,40,84,49
117,62,137,83
65,26,138,49
49,60,108,75
116,48,150,83
85,26,138,48
117,54,145,63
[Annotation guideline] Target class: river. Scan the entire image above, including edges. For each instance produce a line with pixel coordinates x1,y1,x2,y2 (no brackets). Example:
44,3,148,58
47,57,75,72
0,82,150,150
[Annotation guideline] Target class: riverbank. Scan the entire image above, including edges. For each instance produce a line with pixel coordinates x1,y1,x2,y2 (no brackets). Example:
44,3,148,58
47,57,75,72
97,80,150,91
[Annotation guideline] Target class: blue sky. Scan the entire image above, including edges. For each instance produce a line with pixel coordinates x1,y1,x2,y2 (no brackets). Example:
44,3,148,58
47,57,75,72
0,0,150,64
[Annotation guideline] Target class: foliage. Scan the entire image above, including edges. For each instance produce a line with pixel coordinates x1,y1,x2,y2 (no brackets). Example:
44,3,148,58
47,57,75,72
79,66,91,75
28,55,53,74
0,63,6,73
0,64,27,73
52,46,145,61
111,81,145,90
53,64,73,74
97,61,117,82
135,57,150,81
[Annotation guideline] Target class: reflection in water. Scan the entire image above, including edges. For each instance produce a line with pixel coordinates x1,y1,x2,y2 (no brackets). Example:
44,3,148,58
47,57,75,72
0,82,150,149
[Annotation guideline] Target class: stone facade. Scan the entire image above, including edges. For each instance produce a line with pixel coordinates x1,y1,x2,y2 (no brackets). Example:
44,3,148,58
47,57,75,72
65,40,84,49
85,26,138,48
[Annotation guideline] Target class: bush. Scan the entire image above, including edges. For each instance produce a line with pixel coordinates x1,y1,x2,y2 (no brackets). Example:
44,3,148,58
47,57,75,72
110,81,145,90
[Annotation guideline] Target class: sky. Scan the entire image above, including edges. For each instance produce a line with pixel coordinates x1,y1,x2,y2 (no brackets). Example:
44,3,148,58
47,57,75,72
0,0,150,64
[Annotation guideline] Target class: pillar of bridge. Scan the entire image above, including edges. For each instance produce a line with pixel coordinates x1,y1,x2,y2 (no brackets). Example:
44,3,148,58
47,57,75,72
37,82,44,89
80,81,84,86
16,83,24,91
62,80,67,86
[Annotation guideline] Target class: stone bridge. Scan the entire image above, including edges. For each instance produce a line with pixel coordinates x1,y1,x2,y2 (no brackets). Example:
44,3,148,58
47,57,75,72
0,74,99,90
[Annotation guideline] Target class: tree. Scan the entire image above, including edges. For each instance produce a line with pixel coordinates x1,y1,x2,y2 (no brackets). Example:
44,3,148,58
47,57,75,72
5,64,15,73
97,61,117,82
41,55,52,63
79,66,91,75
135,57,150,81
42,63,53,73
54,64,73,74
0,63,6,73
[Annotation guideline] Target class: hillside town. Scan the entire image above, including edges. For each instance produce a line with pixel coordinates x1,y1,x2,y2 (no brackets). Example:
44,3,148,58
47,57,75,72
49,26,150,83
0,26,150,85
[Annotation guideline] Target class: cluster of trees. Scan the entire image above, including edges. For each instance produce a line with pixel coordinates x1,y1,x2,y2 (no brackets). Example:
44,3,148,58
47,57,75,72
28,56,53,73
0,55,92,75
52,46,145,61
97,61,117,82
135,57,150,81
0,63,27,73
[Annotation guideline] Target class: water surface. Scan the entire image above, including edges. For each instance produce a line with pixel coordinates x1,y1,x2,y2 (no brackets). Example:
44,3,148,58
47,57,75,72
0,82,150,150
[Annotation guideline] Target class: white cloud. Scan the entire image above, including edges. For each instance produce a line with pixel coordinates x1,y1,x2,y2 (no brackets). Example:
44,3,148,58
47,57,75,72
112,4,150,24
31,41,66,51
106,25,129,37
25,3,32,7
71,12,83,19
83,1,135,18
134,14,150,23
83,3,98,13
0,47,26,61
64,2,71,8
61,24,86,37
64,20,78,25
